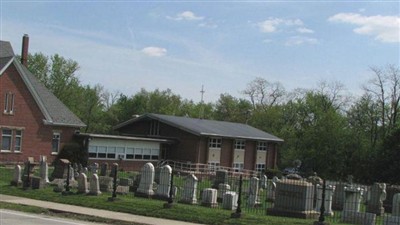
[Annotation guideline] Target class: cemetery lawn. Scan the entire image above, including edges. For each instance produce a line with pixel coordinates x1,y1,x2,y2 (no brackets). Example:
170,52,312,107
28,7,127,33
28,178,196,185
0,167,351,225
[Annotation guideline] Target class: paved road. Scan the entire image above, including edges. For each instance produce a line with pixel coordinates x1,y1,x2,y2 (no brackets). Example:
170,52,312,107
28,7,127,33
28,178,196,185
0,209,105,225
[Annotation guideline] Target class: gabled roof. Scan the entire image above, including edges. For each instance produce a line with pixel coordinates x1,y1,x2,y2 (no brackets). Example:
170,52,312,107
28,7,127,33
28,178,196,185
114,113,284,142
0,40,86,128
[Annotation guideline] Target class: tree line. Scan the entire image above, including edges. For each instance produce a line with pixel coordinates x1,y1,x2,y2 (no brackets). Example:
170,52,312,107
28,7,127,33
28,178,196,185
24,52,400,184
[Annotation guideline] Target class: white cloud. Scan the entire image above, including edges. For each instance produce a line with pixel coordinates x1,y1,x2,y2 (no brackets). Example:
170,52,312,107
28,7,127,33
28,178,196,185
141,47,167,57
258,18,304,33
198,21,218,29
328,13,400,43
285,36,319,46
167,11,204,21
297,27,314,34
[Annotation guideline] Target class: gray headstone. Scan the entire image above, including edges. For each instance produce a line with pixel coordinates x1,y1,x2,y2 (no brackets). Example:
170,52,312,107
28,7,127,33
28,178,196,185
267,179,319,219
39,158,49,183
248,177,260,208
222,191,238,210
11,165,22,186
393,193,400,216
366,183,386,215
179,174,198,205
315,184,336,216
31,176,46,189
100,163,108,176
217,183,231,202
89,173,101,195
99,176,113,192
341,211,376,225
343,186,363,212
212,170,228,189
260,175,268,189
156,165,172,199
135,162,155,197
201,188,218,208
77,173,89,194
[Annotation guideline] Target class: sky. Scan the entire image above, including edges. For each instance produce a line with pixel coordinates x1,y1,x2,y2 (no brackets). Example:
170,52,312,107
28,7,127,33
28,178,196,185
1,1,399,103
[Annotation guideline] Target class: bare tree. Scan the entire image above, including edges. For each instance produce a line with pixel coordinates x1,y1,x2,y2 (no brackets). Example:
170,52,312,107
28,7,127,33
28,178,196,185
363,64,400,135
243,77,285,109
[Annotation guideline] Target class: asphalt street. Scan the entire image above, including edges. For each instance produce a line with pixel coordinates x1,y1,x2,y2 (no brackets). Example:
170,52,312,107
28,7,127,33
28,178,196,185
0,209,105,225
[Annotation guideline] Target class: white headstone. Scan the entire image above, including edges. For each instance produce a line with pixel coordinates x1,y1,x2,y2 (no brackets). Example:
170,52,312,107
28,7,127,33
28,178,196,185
89,173,101,195
136,163,155,197
315,184,336,216
156,165,172,199
39,158,49,183
217,183,231,201
248,177,261,208
267,180,276,202
180,174,198,204
201,188,218,208
11,165,22,186
260,175,268,189
77,173,89,194
343,186,363,212
222,191,238,210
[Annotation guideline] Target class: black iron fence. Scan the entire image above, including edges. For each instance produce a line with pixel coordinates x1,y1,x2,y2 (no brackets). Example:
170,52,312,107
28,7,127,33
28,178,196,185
6,161,400,225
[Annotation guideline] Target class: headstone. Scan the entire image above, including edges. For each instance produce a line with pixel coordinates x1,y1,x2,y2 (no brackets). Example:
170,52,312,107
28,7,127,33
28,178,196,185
179,174,198,205
315,184,336,216
260,175,268,189
92,163,99,174
10,165,22,186
31,176,46,189
109,163,118,178
77,173,89,194
116,186,130,195
51,158,69,180
343,186,363,212
22,159,38,188
267,180,277,202
332,182,346,210
217,183,231,202
201,188,218,208
212,170,228,189
222,191,238,210
99,176,113,192
77,163,83,174
119,178,133,186
267,179,319,219
135,162,155,198
341,211,376,225
69,165,75,181
384,185,400,213
39,157,50,183
155,165,172,200
83,167,89,175
100,163,108,176
366,182,386,215
248,177,261,208
89,173,101,195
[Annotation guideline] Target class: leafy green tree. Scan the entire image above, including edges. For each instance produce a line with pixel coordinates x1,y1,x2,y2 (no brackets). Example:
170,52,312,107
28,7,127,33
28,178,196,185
214,94,252,123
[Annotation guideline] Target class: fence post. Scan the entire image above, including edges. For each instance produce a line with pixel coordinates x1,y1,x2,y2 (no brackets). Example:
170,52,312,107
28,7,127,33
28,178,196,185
231,174,243,218
62,162,73,195
314,178,328,225
108,163,119,201
164,172,174,208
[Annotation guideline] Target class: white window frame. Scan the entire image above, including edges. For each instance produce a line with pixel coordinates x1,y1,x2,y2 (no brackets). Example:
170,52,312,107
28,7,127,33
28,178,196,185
4,92,15,114
14,130,22,152
1,129,12,151
88,145,159,161
207,161,220,171
256,163,265,172
234,139,245,150
208,137,222,148
51,132,61,154
233,162,244,172
257,141,268,151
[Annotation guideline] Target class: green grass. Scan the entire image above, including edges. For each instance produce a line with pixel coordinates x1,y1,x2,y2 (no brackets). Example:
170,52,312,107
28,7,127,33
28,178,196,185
0,167,352,225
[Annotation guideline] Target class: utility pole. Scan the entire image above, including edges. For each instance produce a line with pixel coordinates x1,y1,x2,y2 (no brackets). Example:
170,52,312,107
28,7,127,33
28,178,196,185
200,85,205,119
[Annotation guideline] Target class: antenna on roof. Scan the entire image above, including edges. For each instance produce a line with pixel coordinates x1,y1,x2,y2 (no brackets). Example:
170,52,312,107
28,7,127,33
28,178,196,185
200,85,205,119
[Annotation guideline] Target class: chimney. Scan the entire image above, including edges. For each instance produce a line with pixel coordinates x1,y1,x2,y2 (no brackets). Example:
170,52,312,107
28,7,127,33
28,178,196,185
21,34,29,67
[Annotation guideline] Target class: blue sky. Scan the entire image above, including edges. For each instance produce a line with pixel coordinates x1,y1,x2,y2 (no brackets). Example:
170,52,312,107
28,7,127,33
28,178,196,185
1,1,399,102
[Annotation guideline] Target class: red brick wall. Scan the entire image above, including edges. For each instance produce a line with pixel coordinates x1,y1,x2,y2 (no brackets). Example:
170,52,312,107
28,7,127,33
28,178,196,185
244,140,256,170
220,138,233,167
0,63,78,165
266,143,278,169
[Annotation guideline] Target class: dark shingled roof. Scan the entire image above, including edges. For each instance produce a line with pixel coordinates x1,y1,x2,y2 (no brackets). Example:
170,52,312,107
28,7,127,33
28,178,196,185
115,113,283,142
0,40,86,128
